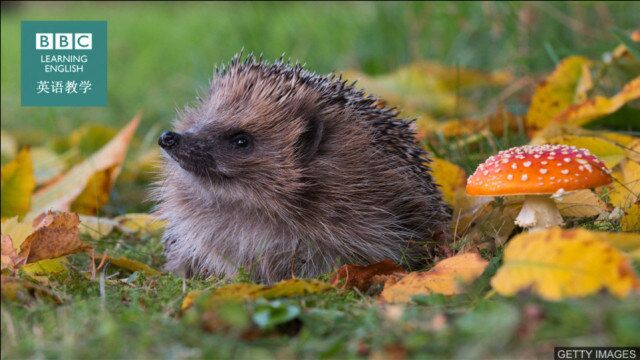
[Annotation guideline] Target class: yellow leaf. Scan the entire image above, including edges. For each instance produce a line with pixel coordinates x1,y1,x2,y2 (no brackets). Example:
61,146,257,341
526,56,591,131
79,215,116,240
181,290,201,311
1,212,86,274
1,148,35,219
602,232,640,255
114,213,166,235
491,228,638,301
30,113,141,215
258,279,333,298
555,189,610,218
553,77,640,126
1,216,35,250
621,203,640,232
430,158,467,211
102,254,161,276
186,279,332,308
546,135,625,169
22,258,68,275
607,160,640,209
70,166,116,215
30,147,65,186
344,62,510,117
380,253,488,303
626,139,640,163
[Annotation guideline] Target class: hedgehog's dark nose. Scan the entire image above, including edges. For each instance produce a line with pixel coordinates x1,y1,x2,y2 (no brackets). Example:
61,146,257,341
158,131,181,149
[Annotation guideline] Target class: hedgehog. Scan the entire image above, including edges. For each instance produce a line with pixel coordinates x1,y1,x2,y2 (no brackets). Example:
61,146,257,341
153,54,451,283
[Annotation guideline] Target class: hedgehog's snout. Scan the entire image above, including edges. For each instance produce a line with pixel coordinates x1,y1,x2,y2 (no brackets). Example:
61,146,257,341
159,131,181,149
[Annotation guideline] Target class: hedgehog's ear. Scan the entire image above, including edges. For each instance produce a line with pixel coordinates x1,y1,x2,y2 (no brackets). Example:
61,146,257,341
296,116,324,163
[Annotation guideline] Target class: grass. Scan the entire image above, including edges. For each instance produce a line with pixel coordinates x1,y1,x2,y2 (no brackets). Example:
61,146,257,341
3,230,639,359
2,2,640,359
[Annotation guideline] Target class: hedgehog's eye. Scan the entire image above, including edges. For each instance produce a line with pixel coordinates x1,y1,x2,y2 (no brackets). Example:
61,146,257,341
230,132,252,150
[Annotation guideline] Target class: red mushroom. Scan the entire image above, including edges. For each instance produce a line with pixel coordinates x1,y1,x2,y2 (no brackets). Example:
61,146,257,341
466,144,613,230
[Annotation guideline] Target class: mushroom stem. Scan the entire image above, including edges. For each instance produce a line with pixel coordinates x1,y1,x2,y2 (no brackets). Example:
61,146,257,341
514,195,564,231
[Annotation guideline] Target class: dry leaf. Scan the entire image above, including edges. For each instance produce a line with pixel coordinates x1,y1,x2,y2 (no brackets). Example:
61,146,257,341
30,113,141,215
182,279,332,310
79,215,117,240
1,148,35,219
526,56,591,131
1,275,62,304
96,253,161,276
607,160,640,209
621,202,640,231
555,189,610,218
344,62,510,117
491,228,638,301
430,158,467,211
330,259,405,292
553,76,640,126
114,213,166,235
70,166,117,215
30,147,65,185
380,253,488,303
19,212,89,263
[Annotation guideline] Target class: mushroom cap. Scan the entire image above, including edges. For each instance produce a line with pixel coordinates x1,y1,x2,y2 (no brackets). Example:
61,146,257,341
466,144,612,196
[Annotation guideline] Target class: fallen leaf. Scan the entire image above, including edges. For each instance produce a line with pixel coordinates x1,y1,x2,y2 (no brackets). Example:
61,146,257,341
182,279,332,309
1,148,35,219
491,228,639,301
546,135,625,168
114,213,166,235
30,147,65,185
380,253,488,303
555,189,610,218
344,62,510,117
526,56,591,131
30,113,141,215
1,275,62,304
621,202,640,231
330,259,405,292
607,159,640,209
97,253,161,276
553,76,640,126
601,231,640,261
19,212,89,263
430,158,467,211
79,215,117,240
22,258,68,275
70,166,117,215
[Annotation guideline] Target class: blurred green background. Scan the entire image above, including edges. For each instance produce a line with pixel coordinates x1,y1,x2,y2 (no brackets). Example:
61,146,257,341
2,1,638,143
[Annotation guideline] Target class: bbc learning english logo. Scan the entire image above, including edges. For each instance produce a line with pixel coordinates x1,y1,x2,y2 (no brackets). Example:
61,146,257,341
21,21,107,107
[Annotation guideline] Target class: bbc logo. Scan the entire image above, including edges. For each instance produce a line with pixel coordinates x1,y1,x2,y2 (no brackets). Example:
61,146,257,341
35,33,92,50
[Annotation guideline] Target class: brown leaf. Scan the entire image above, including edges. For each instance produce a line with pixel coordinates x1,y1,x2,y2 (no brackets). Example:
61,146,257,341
19,212,90,263
330,259,406,292
380,253,488,303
